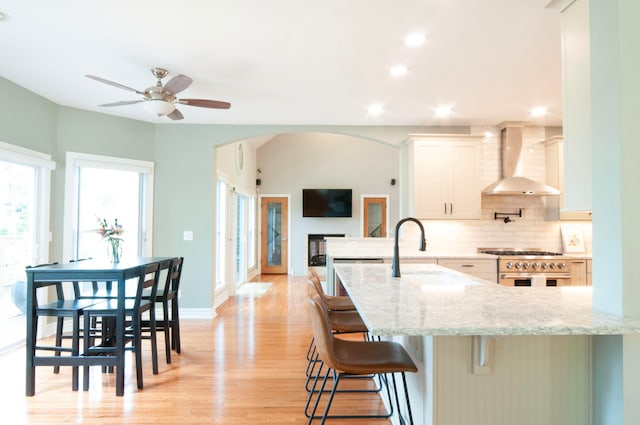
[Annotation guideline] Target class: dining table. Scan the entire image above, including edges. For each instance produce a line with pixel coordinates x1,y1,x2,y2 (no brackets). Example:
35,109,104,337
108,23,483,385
25,256,176,396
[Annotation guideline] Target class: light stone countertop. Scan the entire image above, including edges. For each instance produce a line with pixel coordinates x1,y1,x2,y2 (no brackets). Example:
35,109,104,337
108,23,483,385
333,263,640,336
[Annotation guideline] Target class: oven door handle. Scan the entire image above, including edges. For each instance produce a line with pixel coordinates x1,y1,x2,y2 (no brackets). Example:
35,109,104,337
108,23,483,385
500,274,572,279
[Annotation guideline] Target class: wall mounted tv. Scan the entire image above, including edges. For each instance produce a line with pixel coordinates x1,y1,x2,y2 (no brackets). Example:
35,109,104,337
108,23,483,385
302,189,353,217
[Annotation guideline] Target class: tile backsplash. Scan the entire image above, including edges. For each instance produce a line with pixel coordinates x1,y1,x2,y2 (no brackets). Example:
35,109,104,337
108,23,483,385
412,126,592,254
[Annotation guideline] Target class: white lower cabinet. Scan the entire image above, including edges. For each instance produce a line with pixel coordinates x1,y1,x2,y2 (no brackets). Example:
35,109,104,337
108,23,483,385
437,258,497,283
381,257,498,282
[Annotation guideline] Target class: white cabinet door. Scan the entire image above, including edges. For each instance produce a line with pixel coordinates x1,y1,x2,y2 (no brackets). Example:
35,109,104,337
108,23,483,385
449,142,481,219
413,141,449,218
437,258,497,283
560,0,592,211
411,136,481,219
544,136,592,221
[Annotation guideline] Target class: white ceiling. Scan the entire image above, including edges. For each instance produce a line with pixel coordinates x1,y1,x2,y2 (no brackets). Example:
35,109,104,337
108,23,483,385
0,0,562,127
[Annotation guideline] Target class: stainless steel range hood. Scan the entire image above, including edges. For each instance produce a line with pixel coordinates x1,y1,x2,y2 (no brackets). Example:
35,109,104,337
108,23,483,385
482,123,560,196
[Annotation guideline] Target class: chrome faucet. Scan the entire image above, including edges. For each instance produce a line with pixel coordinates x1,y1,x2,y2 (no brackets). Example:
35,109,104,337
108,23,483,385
391,217,427,277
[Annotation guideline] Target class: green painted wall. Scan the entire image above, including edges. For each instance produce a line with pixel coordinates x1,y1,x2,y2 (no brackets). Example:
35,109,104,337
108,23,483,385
1,76,469,311
0,77,57,153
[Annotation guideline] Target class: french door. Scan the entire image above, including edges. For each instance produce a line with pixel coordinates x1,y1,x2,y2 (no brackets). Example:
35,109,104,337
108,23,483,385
0,142,54,352
260,196,289,274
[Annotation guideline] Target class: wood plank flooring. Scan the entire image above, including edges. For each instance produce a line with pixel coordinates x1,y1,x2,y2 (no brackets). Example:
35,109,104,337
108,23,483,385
0,274,392,424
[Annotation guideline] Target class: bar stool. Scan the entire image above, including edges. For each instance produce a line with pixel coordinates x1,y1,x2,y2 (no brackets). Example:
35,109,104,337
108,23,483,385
305,268,357,363
308,268,355,311
305,294,418,424
305,280,370,392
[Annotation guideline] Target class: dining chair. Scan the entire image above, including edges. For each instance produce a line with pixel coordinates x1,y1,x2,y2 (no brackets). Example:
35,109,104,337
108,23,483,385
82,262,161,390
305,294,418,424
142,257,184,363
29,262,98,391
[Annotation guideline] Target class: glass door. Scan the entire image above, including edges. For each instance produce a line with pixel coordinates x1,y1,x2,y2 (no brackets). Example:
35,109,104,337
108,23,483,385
260,196,288,274
362,196,388,237
0,143,53,352
0,161,35,349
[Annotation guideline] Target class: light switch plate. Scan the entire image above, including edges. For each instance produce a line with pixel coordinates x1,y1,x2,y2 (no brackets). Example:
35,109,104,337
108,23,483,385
183,231,193,241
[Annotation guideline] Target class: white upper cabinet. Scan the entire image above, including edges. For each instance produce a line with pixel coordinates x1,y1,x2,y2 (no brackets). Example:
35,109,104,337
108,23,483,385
409,135,482,219
558,0,592,211
544,135,592,221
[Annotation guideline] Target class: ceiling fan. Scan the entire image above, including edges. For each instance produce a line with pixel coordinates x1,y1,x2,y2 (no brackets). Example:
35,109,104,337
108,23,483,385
86,67,231,120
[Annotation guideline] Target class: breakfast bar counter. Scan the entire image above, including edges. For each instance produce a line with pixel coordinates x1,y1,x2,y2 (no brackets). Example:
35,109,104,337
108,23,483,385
333,263,640,337
333,262,640,425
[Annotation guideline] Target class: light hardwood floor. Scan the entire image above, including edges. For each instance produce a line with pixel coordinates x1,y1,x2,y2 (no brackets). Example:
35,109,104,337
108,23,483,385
1,274,392,424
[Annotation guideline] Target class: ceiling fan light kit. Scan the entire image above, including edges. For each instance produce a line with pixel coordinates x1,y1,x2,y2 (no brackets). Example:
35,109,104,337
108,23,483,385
86,67,231,121
144,99,176,116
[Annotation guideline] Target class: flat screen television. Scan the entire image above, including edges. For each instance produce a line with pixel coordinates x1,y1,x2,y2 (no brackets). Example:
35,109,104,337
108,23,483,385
302,189,353,217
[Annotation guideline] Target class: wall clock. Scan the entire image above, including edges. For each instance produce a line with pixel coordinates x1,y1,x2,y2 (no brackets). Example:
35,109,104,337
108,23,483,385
235,142,244,175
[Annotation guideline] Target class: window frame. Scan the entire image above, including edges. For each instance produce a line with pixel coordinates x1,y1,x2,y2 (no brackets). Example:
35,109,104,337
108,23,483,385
62,151,154,262
0,141,55,266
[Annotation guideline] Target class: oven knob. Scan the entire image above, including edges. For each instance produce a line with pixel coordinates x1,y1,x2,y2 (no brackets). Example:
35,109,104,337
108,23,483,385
558,262,566,270
522,262,530,270
532,262,540,270
515,262,523,270
541,263,549,270
505,262,513,269
549,263,557,269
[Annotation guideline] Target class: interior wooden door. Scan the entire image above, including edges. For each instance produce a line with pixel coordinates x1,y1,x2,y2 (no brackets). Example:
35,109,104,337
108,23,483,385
260,196,289,274
363,196,387,237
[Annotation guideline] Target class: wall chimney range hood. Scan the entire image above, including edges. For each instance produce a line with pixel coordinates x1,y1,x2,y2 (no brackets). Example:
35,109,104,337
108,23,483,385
482,122,560,196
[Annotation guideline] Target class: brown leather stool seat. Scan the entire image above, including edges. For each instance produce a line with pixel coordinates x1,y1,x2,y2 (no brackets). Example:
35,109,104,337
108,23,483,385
307,268,355,311
305,294,417,425
326,310,367,333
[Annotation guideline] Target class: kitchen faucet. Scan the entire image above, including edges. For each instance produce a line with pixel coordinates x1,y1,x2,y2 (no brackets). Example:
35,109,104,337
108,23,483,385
391,217,427,277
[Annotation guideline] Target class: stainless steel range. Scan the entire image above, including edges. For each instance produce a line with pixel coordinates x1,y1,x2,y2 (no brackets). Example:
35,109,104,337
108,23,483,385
478,248,572,287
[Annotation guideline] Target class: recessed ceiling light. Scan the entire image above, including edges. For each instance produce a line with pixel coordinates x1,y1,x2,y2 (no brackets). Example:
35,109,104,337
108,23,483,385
368,104,384,115
435,105,452,117
405,33,426,47
389,65,408,77
531,106,548,117
0,11,11,22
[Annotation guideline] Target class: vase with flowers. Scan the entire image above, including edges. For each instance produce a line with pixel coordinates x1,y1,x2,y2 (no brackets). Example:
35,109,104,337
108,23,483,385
96,217,124,263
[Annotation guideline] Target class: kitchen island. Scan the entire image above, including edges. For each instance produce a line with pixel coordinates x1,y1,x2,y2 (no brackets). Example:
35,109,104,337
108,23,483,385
334,263,640,425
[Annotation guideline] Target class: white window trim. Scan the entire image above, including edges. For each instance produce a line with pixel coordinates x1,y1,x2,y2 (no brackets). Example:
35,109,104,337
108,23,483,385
0,141,55,266
63,151,154,262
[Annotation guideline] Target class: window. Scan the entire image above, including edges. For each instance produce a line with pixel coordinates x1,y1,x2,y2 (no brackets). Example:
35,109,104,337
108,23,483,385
235,195,247,284
63,152,153,262
247,196,256,268
0,141,54,351
215,180,227,289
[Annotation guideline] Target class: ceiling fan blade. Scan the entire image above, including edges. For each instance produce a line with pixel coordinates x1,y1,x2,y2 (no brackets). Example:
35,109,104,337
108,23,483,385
178,98,231,109
98,100,144,107
86,75,145,94
164,74,193,95
167,108,184,121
